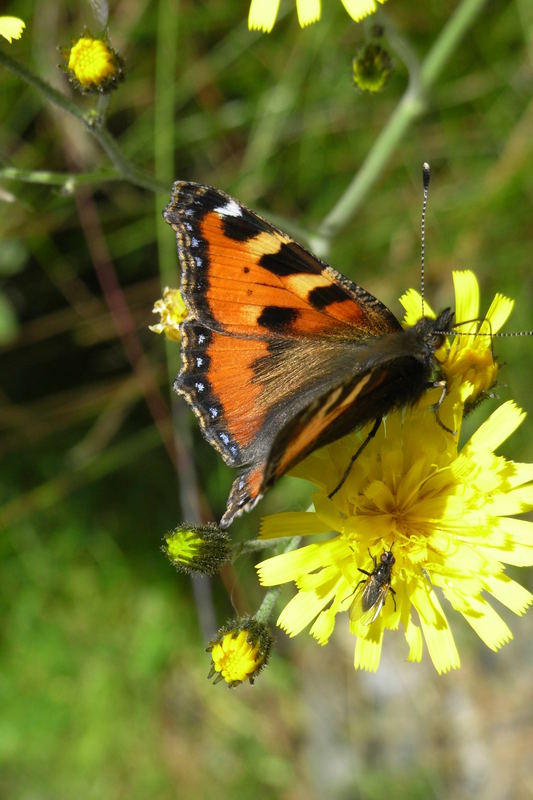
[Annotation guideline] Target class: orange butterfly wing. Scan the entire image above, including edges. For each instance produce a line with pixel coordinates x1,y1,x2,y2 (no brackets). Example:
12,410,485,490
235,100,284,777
164,182,415,527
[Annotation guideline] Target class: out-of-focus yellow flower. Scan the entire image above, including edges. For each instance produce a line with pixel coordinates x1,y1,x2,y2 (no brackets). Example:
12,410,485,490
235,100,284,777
0,16,25,42
248,0,387,33
150,287,187,342
207,618,273,687
63,36,124,94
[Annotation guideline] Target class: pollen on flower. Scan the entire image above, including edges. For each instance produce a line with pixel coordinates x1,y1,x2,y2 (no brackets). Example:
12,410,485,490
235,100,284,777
64,36,124,94
150,287,187,341
207,618,272,687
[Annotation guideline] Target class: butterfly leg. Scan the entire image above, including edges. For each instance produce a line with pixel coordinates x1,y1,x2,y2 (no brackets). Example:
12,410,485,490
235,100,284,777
328,416,382,499
390,586,397,612
430,379,456,434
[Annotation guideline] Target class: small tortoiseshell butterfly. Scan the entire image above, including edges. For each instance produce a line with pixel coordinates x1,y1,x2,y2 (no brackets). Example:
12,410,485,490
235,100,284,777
164,182,454,528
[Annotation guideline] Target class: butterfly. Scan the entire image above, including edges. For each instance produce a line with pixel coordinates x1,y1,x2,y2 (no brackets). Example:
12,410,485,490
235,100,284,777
163,182,454,528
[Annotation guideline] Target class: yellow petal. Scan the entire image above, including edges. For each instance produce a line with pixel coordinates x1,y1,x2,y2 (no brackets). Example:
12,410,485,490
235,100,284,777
310,608,335,644
453,270,479,328
296,0,321,27
484,293,514,334
248,0,280,32
483,573,533,615
259,511,329,538
340,0,383,23
0,16,25,42
277,589,333,636
405,614,423,662
458,595,513,651
466,401,525,453
411,583,460,673
353,626,384,672
399,288,436,326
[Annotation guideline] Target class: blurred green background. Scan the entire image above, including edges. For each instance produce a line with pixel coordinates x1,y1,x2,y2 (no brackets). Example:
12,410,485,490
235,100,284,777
1,0,533,797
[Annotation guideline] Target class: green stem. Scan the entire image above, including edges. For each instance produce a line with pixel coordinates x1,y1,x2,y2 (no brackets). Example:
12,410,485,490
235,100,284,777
310,0,491,257
234,537,297,557
0,49,165,194
0,166,123,187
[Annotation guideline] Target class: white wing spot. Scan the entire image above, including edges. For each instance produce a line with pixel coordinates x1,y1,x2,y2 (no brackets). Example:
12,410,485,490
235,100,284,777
195,381,205,392
219,432,230,444
191,237,199,248
198,334,205,344
214,199,242,218
209,407,218,418
196,357,203,367
195,257,202,267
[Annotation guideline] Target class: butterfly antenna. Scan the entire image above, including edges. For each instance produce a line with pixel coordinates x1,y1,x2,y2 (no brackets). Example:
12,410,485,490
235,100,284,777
420,162,430,318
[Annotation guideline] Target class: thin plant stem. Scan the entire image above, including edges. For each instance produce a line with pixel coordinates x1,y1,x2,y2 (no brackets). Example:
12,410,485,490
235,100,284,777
0,166,123,187
0,49,165,194
310,0,491,257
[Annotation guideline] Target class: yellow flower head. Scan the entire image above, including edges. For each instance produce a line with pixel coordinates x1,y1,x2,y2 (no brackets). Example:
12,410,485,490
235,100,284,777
258,399,533,673
150,287,187,342
163,523,231,576
256,274,531,674
63,36,124,94
207,618,273,687
400,270,513,408
0,16,25,43
248,0,387,33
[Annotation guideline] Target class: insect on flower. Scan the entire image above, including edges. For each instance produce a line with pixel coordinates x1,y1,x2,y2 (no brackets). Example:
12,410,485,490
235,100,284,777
352,549,396,625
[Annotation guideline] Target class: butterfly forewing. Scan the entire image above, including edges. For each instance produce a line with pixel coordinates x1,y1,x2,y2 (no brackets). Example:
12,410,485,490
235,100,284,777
164,182,454,527
164,182,402,340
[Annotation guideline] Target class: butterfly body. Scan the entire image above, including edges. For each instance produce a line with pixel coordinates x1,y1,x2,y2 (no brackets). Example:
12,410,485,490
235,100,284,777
164,182,454,528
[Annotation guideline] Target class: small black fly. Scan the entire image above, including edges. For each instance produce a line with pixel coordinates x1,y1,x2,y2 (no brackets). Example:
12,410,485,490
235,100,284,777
354,549,396,625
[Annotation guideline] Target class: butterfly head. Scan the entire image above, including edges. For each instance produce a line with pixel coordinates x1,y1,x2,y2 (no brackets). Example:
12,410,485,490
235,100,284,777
411,307,455,353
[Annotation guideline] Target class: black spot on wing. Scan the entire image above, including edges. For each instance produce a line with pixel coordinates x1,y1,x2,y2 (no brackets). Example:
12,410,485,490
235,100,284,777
257,305,299,332
222,209,264,241
308,283,350,309
259,243,320,276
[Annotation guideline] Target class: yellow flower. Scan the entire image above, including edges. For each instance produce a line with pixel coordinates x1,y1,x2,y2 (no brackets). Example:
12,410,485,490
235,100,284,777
248,0,387,33
401,270,513,408
0,16,25,43
258,399,533,673
207,618,273,686
150,287,187,341
63,36,124,94
256,274,532,674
